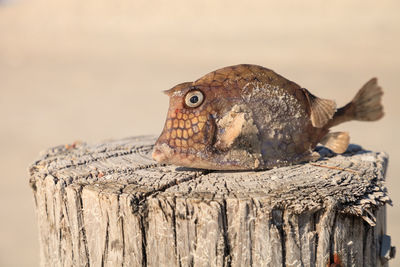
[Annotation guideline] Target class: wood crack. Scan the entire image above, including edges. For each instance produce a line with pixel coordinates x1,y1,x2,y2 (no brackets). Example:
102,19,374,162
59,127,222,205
77,185,90,267
140,207,148,267
101,217,110,267
221,199,232,267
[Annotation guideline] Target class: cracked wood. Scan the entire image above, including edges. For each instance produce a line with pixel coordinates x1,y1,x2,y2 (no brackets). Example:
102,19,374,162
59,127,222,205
29,136,391,267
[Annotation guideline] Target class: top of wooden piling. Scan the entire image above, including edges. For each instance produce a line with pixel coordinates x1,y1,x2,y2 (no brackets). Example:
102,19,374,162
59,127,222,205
29,135,390,226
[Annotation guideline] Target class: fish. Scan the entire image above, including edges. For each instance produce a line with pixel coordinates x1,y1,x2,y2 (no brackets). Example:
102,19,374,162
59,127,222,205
152,64,384,170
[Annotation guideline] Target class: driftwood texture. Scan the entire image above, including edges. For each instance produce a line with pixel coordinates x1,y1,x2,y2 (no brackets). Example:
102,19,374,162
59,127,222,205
29,136,394,267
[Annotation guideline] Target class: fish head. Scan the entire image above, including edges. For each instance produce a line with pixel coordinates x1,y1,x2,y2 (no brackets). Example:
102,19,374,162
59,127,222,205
153,65,264,170
152,77,243,169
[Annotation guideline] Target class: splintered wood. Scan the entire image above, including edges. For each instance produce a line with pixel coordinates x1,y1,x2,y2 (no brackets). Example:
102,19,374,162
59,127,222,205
29,136,393,267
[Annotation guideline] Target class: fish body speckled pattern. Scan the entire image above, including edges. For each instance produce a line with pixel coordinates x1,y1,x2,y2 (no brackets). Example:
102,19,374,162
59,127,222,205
152,64,384,170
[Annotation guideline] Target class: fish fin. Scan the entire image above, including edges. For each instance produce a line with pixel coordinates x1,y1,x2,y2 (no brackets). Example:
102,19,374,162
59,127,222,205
214,113,245,150
351,78,384,121
327,78,384,128
303,89,337,128
320,131,350,154
303,151,321,162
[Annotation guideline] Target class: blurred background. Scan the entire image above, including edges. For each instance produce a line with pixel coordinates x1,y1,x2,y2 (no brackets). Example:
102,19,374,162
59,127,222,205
0,0,399,266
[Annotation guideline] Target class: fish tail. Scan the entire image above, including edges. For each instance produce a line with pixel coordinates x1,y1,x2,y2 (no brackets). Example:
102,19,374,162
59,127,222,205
351,78,384,121
327,78,384,127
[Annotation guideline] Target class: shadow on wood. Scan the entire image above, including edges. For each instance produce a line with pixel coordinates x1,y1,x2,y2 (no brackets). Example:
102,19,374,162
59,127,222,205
29,136,395,266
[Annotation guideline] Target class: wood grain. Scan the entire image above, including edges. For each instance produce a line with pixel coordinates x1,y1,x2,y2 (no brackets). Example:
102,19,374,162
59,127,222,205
29,136,392,266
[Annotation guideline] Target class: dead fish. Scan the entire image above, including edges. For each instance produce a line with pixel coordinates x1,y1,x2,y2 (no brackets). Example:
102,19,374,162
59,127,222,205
152,64,384,170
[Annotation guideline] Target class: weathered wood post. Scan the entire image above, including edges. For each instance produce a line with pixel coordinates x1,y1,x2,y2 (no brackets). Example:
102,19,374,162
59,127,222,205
29,136,395,266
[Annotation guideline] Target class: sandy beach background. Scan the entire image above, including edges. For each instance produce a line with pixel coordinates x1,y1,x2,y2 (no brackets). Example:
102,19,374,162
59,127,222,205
0,0,399,265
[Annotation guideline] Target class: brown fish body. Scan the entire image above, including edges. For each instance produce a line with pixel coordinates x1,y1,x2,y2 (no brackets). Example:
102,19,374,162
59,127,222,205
153,64,384,170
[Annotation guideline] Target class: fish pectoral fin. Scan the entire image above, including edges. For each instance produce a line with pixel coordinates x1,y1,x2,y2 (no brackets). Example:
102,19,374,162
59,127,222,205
214,113,245,150
309,151,321,162
303,88,337,128
320,131,350,154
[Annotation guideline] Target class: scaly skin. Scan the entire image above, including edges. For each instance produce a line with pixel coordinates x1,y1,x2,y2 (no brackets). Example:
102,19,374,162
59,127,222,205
152,64,382,170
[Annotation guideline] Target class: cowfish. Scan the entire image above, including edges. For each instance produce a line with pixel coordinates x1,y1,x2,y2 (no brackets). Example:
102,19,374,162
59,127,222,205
152,64,384,170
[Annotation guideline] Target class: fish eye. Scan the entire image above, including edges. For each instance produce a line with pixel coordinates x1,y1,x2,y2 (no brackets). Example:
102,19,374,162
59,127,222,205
185,90,204,108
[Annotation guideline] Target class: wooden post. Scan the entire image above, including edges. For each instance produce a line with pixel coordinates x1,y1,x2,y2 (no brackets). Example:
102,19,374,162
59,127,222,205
29,136,395,266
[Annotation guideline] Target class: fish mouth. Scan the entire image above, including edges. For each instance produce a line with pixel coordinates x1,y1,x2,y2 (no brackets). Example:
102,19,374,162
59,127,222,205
152,142,196,164
152,143,174,163
153,142,204,168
